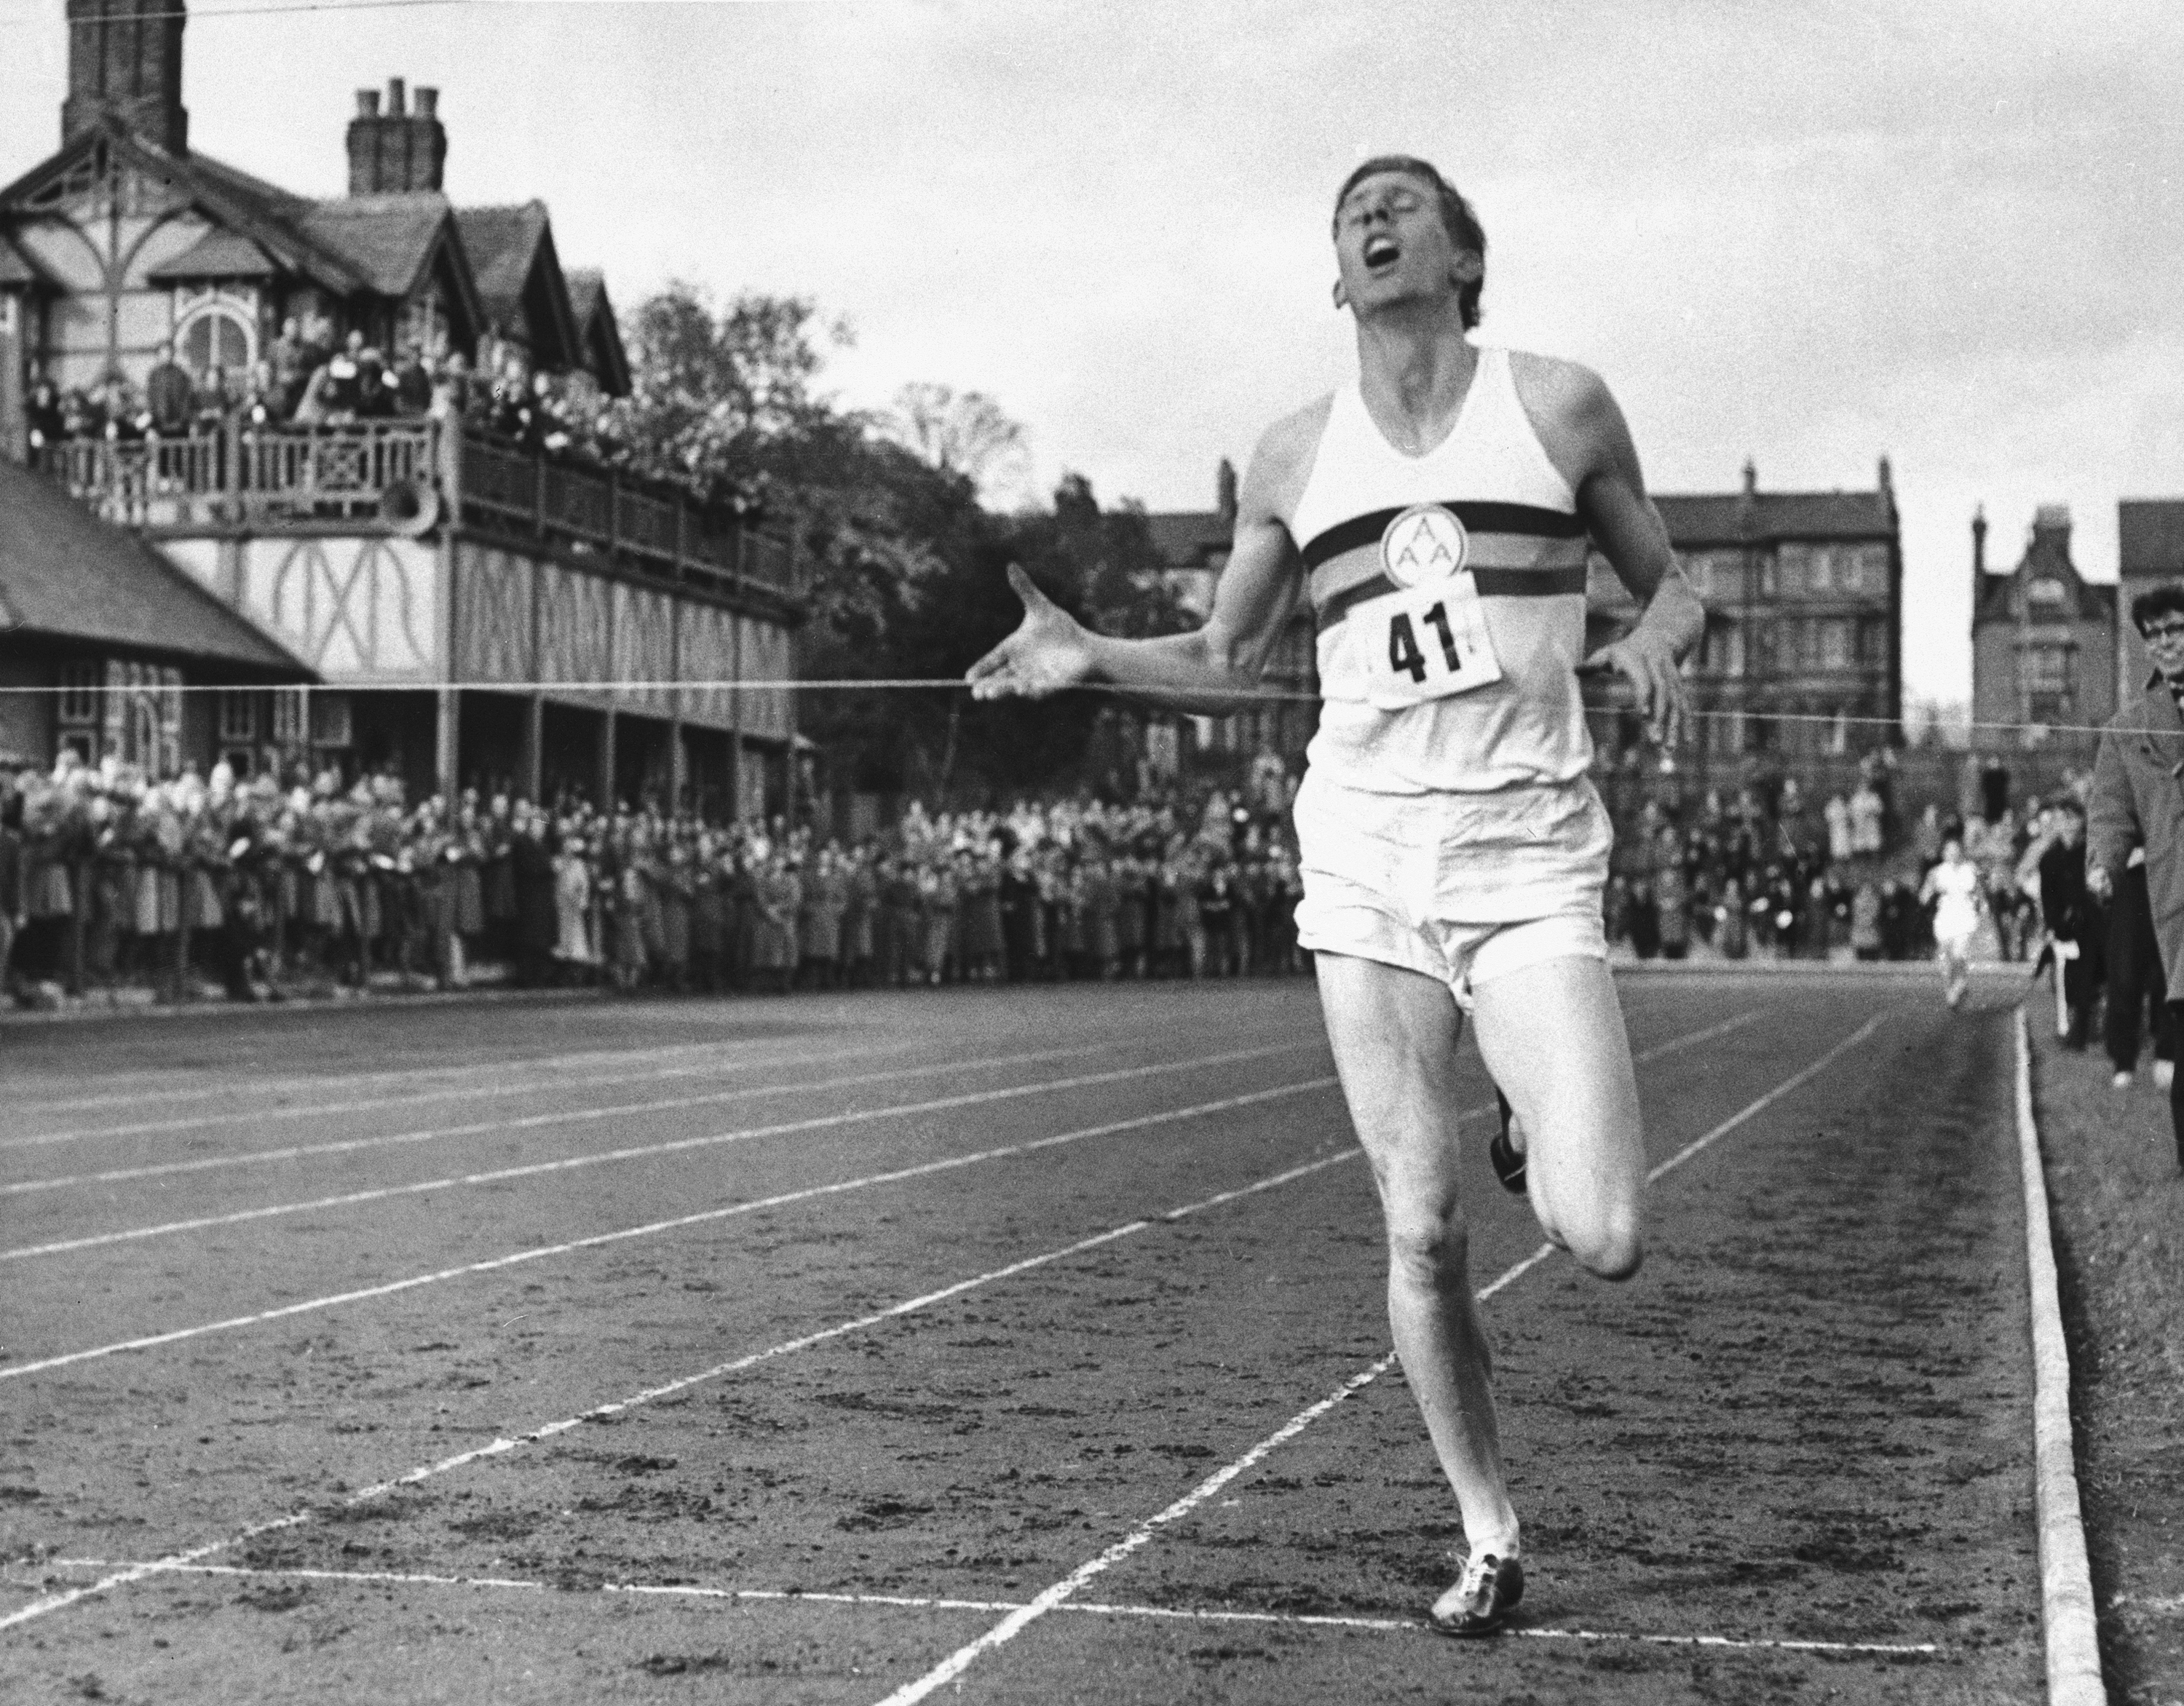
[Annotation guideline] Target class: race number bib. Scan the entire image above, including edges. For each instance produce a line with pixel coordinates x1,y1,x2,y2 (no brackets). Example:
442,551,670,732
1352,504,1503,709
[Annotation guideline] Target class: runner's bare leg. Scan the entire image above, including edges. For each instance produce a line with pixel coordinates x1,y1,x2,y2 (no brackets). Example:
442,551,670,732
1315,953,1519,1552
1468,955,1647,1278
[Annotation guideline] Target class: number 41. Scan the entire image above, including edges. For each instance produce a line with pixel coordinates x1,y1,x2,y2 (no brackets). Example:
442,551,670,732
1388,603,1460,683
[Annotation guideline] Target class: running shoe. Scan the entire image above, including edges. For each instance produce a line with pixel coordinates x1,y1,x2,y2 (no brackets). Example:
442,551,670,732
1430,1550,1524,1638
2157,1060,2176,1092
1488,1091,1527,1196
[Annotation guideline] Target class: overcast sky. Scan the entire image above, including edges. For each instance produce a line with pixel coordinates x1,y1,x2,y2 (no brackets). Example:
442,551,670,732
5,0,2180,705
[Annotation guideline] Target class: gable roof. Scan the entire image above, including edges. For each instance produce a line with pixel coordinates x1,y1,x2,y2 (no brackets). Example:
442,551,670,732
565,267,631,395
146,225,277,282
293,193,454,295
455,201,581,370
1,116,612,381
0,460,311,675
0,121,368,295
1972,518,2118,627
1653,489,1894,546
2120,500,2184,579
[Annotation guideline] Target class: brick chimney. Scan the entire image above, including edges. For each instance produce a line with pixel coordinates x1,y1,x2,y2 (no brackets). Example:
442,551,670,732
62,0,189,155
347,77,447,195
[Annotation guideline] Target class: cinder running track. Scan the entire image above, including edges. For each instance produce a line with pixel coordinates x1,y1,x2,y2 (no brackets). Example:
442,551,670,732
1,975,2043,1703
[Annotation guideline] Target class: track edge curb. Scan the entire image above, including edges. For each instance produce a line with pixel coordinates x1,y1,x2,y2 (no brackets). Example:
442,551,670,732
2014,1005,2107,1705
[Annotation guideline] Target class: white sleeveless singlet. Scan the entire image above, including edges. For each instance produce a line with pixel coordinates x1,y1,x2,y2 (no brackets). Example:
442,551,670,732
1288,346,1591,795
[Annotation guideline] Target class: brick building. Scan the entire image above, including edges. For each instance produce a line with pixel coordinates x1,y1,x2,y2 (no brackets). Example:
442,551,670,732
1587,458,1904,784
1969,504,2116,746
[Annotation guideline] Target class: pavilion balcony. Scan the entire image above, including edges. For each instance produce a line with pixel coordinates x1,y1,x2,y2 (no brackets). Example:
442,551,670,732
33,421,800,606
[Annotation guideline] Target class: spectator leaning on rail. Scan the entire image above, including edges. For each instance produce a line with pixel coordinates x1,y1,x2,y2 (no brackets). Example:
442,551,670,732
2089,581,2184,1171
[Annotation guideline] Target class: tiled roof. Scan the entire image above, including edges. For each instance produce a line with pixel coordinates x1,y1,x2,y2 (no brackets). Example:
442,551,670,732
565,266,605,325
0,461,310,675
294,193,454,297
455,202,549,322
1653,490,1894,544
147,226,277,281
1972,522,2117,627
2120,500,2184,579
563,267,630,396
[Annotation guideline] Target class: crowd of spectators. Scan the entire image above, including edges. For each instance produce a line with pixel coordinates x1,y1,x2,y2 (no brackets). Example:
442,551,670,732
21,314,585,461
1599,755,2093,965
0,753,1309,1008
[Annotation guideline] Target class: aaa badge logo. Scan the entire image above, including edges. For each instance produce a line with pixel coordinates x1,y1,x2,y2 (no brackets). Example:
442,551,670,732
1380,504,1468,588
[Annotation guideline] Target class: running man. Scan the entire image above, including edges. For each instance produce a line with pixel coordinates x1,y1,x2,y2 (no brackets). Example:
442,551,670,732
969,156,1704,1635
1920,834,1982,1009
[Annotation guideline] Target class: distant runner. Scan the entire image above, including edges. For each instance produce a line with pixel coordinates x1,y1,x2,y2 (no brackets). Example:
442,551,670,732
970,155,1704,1635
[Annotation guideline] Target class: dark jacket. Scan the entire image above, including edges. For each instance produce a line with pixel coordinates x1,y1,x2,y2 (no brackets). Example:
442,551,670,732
2089,672,2184,990
2038,836,2089,945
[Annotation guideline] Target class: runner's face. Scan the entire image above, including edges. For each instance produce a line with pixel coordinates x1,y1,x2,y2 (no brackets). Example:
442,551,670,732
1333,171,1473,312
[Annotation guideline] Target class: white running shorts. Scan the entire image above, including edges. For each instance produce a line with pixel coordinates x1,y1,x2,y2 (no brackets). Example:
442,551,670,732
1290,769,1612,1009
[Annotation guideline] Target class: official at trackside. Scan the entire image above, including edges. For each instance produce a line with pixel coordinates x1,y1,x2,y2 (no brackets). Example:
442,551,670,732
2088,581,2184,1170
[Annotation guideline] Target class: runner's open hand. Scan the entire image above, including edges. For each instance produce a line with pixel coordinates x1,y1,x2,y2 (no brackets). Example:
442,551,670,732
968,564,1097,700
1585,626,1688,747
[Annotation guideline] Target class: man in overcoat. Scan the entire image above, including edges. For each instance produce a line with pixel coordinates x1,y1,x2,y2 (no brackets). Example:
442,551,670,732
2089,582,2184,1170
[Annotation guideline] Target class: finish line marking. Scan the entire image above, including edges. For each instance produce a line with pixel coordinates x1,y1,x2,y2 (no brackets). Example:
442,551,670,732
877,1009,1880,1706
20,1560,1944,1657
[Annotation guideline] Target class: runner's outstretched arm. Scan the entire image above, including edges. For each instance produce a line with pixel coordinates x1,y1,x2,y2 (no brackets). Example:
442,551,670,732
968,424,1307,713
1530,362,1706,745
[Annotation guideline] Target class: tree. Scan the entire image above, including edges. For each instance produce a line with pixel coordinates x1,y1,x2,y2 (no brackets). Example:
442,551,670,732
885,383,1029,496
560,284,1192,809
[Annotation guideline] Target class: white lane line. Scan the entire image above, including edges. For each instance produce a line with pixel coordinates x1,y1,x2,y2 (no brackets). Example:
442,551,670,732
19,1561,1945,1656
4,1037,1135,1197
2,1031,790,1122
875,1008,1880,1706
0,1041,1313,1263
0,1065,1337,1377
0,1027,1081,1154
0,1116,1353,1633
4,1007,1750,1250
2014,1010,2107,1706
0,1007,1774,1637
1645,1012,1886,1181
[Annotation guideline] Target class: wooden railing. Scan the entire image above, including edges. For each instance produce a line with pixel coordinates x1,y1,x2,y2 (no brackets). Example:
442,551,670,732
38,421,438,528
454,431,799,595
36,422,800,600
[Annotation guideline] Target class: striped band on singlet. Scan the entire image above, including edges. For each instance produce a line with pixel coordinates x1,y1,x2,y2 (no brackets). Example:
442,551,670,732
1302,501,1591,633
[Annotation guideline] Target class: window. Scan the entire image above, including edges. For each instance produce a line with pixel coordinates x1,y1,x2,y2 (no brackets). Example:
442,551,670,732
1821,619,1851,670
272,688,307,747
102,661,183,777
311,693,354,749
57,661,100,729
1757,554,1779,600
181,307,252,377
2027,579,2068,608
2022,645,2070,695
1811,549,1835,593
218,689,258,745
1681,554,1709,598
1838,551,1863,594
